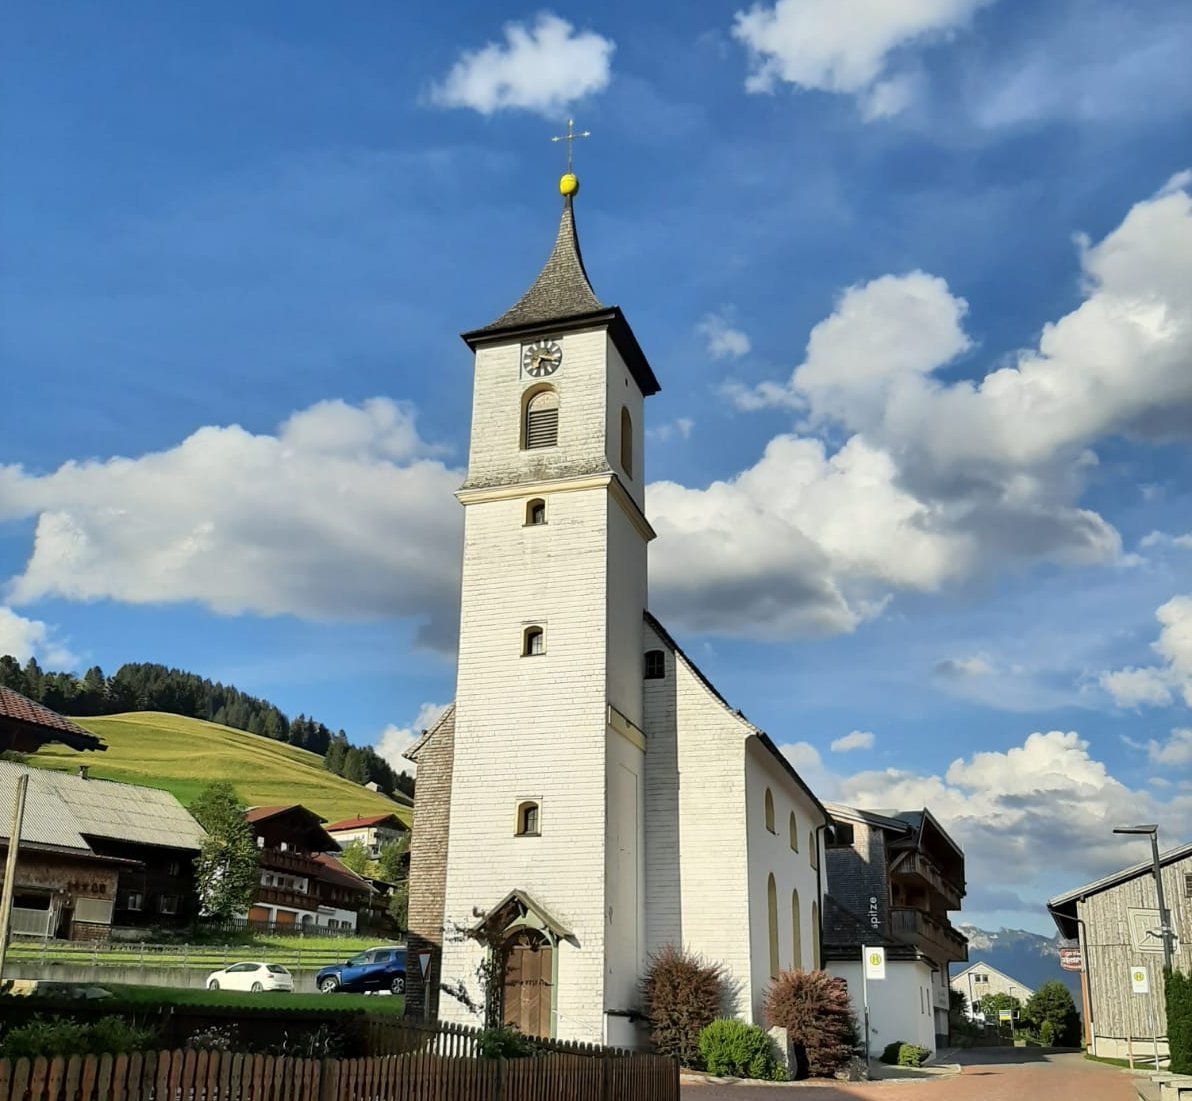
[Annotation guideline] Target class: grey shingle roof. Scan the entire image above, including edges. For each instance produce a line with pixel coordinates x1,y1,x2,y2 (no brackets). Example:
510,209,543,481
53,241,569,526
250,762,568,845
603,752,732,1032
477,198,604,333
0,761,206,852
0,763,90,851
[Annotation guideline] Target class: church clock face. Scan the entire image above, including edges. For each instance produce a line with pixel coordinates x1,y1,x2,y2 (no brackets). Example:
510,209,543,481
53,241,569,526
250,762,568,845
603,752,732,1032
522,339,562,378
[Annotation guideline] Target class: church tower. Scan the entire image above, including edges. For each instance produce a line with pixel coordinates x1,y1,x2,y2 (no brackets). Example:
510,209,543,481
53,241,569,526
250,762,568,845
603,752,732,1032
436,168,660,1044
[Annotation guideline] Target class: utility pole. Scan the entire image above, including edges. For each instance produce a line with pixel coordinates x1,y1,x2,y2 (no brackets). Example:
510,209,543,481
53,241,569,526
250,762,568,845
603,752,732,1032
0,773,31,980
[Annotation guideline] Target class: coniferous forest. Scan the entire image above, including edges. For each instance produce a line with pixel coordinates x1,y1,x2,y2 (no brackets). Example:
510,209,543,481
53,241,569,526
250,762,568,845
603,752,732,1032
0,655,414,800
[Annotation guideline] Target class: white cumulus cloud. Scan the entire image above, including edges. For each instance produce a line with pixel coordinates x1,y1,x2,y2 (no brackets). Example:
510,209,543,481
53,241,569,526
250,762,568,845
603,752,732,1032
430,14,614,117
376,702,450,774
732,0,994,116
822,730,1192,914
656,176,1192,640
0,607,77,668
1101,594,1192,710
830,729,875,753
698,312,752,360
0,398,463,648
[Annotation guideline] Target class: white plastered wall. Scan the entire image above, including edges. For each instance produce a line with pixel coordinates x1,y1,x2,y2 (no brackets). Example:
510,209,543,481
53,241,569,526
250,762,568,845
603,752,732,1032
440,485,611,1041
743,738,826,1023
830,959,938,1056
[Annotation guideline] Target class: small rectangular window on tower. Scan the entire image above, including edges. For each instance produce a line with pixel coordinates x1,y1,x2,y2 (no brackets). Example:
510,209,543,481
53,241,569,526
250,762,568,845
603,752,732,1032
644,650,665,679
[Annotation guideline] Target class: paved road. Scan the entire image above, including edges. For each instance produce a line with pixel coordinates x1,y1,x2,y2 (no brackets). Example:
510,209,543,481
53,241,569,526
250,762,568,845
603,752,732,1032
682,1050,1146,1100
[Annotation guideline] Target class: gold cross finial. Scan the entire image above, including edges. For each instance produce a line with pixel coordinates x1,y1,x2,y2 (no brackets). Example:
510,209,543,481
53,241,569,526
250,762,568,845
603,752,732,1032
551,118,590,174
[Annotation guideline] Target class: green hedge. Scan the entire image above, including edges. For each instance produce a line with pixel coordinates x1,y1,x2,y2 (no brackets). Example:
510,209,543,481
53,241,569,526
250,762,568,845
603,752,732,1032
1168,969,1192,1075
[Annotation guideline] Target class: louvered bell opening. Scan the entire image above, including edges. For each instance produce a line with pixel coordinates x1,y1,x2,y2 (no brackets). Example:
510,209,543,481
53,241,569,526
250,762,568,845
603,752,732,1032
525,391,559,449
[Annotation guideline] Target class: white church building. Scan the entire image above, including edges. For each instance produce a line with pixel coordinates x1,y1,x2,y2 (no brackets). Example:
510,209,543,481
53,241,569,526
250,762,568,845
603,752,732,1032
405,170,829,1047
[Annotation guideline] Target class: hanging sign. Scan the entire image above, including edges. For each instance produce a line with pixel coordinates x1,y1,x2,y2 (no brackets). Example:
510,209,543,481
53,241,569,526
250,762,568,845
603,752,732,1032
1131,966,1149,994
418,951,433,979
863,946,886,981
1059,947,1083,972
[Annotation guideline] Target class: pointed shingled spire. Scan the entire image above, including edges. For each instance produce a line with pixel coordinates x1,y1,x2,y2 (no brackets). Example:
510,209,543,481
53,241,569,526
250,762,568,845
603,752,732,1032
478,195,605,333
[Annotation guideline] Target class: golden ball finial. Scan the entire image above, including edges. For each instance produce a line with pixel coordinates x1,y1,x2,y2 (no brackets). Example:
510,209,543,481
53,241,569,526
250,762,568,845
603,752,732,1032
559,172,579,197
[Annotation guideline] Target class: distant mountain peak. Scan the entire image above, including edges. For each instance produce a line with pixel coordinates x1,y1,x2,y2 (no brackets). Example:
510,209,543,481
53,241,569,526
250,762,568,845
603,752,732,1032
952,924,1075,999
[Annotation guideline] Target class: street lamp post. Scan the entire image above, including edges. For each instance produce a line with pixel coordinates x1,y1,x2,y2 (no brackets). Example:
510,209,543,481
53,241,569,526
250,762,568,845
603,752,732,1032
1113,825,1175,974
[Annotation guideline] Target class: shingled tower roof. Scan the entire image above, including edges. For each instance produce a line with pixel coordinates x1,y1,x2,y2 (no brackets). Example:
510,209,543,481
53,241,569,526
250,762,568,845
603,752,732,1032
460,181,661,397
478,197,604,333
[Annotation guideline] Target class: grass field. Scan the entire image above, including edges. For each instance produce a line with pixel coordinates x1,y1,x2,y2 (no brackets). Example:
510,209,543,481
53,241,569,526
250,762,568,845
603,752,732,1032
97,985,405,1014
29,712,407,823
6,937,393,971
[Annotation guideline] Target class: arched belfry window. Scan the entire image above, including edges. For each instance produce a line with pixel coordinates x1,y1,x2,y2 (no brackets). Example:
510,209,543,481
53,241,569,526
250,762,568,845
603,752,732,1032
767,873,780,978
523,388,559,450
789,812,798,851
516,801,540,836
620,406,633,477
764,788,775,833
526,499,546,525
522,626,545,656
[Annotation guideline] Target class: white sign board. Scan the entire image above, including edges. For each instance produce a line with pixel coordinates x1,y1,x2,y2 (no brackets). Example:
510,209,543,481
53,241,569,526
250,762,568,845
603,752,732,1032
863,946,886,981
1131,966,1149,994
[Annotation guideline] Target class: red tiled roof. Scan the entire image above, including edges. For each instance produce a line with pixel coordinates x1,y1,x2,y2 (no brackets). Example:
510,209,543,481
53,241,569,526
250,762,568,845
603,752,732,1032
0,686,106,750
324,813,405,831
244,805,300,823
311,852,374,893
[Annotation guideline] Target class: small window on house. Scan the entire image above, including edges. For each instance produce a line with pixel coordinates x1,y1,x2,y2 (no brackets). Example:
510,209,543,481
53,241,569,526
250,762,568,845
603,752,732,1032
124,891,143,912
620,406,633,478
644,650,665,679
516,801,540,836
526,498,547,525
522,626,545,656
167,860,181,876
1185,872,1192,898
767,873,780,978
809,831,819,869
159,895,179,915
524,389,559,449
789,812,799,851
764,788,775,833
828,822,855,847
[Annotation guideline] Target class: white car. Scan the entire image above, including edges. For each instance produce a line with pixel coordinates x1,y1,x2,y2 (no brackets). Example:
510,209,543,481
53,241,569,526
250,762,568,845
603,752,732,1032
205,962,293,993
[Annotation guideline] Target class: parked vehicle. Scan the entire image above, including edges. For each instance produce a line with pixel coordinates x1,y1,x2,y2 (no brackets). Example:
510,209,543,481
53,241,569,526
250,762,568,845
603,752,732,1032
316,946,406,994
205,962,294,992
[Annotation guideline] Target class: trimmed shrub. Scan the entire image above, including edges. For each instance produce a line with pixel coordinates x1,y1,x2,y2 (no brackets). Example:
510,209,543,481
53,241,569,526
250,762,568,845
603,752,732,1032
763,969,859,1079
879,1041,903,1065
697,1019,786,1081
476,1026,536,1059
897,1043,930,1067
1024,980,1080,1047
1039,1020,1055,1046
1168,969,1192,1075
0,1015,158,1058
640,945,725,1068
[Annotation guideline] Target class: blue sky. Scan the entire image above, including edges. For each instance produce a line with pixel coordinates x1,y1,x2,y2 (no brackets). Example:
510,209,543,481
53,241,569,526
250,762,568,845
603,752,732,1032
2,0,1191,933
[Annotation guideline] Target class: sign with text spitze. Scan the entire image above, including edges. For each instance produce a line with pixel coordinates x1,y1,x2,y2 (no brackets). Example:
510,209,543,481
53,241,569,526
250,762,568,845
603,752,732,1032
1131,966,1149,995
863,946,886,981
1059,947,1083,972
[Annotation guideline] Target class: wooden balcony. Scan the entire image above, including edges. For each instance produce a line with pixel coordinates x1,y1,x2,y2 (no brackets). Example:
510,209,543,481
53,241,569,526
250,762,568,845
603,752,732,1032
890,907,968,963
890,852,963,911
254,885,318,912
259,848,323,877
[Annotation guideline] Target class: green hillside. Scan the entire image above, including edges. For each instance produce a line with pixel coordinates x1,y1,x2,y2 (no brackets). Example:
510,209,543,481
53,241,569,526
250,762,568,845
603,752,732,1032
29,712,408,824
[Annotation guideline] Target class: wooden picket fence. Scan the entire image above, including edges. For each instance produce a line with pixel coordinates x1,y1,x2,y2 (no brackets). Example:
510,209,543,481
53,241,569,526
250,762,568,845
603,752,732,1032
0,1047,679,1101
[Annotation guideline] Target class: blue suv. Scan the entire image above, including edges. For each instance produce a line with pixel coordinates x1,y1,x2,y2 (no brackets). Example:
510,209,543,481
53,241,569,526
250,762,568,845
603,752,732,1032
316,946,406,995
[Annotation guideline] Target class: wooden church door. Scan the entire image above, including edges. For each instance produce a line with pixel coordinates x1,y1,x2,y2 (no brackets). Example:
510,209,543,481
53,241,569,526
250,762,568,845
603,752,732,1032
501,929,553,1037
